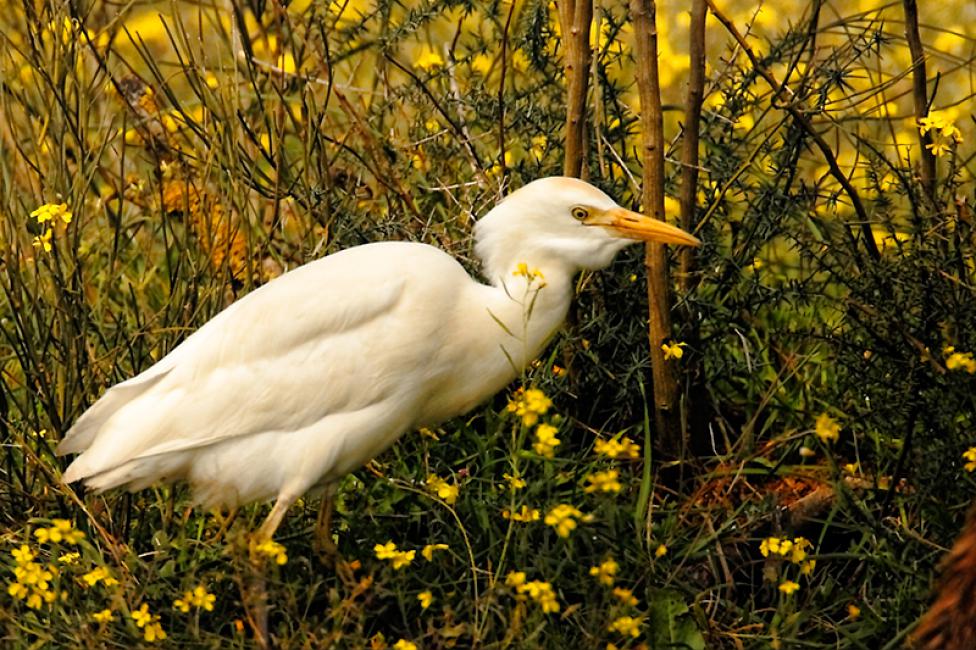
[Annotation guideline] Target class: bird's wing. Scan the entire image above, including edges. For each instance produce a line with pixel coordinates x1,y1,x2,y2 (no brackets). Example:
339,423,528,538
60,242,445,484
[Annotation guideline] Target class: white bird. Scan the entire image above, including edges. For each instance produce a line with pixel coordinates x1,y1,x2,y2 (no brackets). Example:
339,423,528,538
58,176,699,540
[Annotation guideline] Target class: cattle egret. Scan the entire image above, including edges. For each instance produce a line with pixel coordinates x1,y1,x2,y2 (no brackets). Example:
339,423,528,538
58,176,699,539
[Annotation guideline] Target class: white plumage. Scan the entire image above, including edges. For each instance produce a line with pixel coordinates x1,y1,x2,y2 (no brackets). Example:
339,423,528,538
58,176,699,538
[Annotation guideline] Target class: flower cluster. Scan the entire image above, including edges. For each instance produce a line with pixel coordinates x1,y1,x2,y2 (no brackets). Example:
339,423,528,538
814,413,840,444
612,587,639,607
374,541,416,570
173,584,216,612
503,472,526,490
589,557,619,586
29,202,72,252
417,590,434,609
608,615,644,638
132,603,167,642
944,346,976,373
919,111,963,157
532,423,561,458
544,504,592,538
507,387,552,427
760,535,816,595
502,505,541,522
505,571,560,613
35,519,85,545
583,469,623,494
425,473,460,505
253,539,288,565
81,566,119,588
593,436,641,460
963,447,976,472
8,545,60,609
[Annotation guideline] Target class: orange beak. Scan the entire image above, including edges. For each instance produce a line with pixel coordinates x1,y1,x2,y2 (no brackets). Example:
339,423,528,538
586,207,701,247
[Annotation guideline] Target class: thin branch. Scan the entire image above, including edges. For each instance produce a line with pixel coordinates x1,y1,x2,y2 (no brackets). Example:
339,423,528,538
902,0,937,202
678,0,707,293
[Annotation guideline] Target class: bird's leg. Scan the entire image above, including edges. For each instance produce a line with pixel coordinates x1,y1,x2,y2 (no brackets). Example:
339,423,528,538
256,493,298,541
314,484,338,561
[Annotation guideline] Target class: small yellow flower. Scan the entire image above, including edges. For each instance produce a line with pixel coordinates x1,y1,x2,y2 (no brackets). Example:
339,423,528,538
81,566,117,588
612,587,639,606
927,141,951,157
661,340,687,360
533,423,561,458
414,48,444,72
57,552,80,565
778,580,800,595
176,585,216,612
800,559,816,576
131,603,154,628
593,436,641,460
847,603,861,619
254,539,288,565
375,541,398,560
544,504,590,538
506,571,527,588
512,262,545,281
92,608,114,623
946,348,976,373
425,474,460,505
588,557,619,586
143,621,167,642
393,639,418,650
32,229,53,252
375,541,415,570
842,462,859,475
814,413,840,444
583,469,622,494
654,544,668,558
608,615,643,638
502,505,541,522
11,545,35,565
507,387,552,427
417,590,434,609
173,595,191,613
963,447,976,472
503,472,526,490
421,543,448,561
30,203,72,225
8,582,28,600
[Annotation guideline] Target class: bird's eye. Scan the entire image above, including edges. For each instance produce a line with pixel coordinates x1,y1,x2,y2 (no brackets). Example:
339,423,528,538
571,207,589,220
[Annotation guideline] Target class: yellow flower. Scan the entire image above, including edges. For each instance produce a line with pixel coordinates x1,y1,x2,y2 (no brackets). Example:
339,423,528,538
417,590,434,609
513,262,545,281
544,504,591,538
505,571,527,588
847,603,861,619
814,413,840,444
503,472,526,490
612,587,638,606
963,447,976,472
529,135,548,162
790,537,812,563
8,581,28,600
254,539,288,565
778,580,800,595
11,545,35,565
174,595,191,613
375,541,397,560
800,559,817,576
926,141,951,157
176,585,216,612
507,387,552,427
533,423,561,458
593,436,641,460
502,505,541,522
143,621,167,642
425,474,460,505
583,469,622,494
81,566,117,588
30,203,72,225
92,608,114,622
131,603,154,628
661,340,687,360
421,543,448,561
608,615,643,638
393,640,418,650
946,349,976,373
759,537,780,558
32,229,53,252
654,544,668,558
588,557,619,586
414,48,444,72
470,53,492,76
57,552,80,565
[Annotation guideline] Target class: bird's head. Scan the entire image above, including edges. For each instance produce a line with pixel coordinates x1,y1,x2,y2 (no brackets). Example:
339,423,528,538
474,176,700,282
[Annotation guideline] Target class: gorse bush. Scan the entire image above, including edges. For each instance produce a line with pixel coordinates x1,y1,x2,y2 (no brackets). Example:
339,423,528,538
2,0,976,647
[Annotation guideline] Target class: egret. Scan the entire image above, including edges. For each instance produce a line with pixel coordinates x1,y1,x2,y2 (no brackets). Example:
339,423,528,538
58,176,699,540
